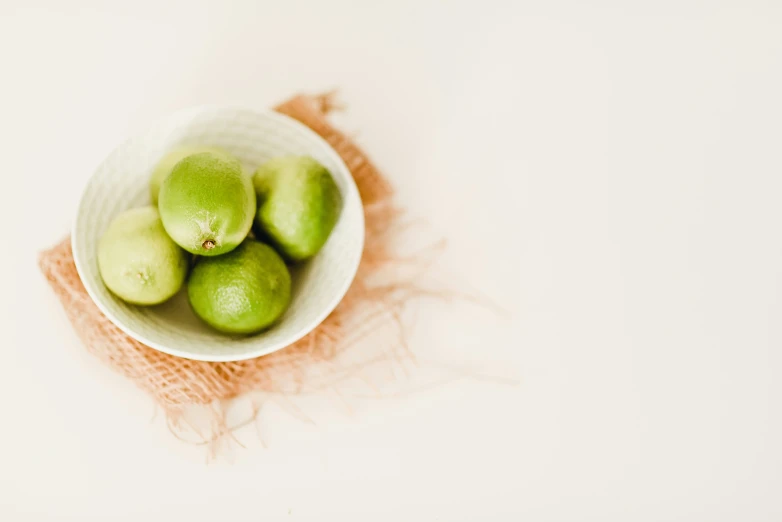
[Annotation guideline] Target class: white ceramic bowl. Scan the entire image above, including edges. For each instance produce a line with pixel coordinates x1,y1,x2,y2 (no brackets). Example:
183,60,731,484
72,106,364,362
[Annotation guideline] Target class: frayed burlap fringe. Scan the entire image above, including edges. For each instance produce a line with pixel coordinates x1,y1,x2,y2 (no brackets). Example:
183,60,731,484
38,93,427,453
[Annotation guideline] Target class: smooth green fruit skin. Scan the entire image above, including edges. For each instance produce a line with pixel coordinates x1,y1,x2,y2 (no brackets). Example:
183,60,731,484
187,240,292,334
98,206,189,305
149,145,229,205
252,156,341,262
158,152,256,257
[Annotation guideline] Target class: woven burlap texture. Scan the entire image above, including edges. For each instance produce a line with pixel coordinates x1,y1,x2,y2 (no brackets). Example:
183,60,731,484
39,93,419,445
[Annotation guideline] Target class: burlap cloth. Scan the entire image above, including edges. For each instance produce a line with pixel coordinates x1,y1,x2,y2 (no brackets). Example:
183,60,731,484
38,93,431,450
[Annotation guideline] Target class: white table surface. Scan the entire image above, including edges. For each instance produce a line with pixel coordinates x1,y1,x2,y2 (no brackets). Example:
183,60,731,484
2,1,781,520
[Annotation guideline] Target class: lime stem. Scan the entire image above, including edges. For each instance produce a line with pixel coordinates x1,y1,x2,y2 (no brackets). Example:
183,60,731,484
202,239,216,250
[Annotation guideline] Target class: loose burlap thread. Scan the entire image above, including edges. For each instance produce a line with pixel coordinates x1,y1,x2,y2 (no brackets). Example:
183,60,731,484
38,93,427,449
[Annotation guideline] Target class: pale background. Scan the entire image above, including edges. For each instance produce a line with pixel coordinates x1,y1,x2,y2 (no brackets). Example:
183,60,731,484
1,1,781,520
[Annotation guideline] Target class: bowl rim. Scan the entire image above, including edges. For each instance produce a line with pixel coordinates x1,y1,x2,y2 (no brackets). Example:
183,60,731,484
72,105,365,362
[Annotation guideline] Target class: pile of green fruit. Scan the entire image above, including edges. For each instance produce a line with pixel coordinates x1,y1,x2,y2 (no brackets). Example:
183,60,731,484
97,146,341,335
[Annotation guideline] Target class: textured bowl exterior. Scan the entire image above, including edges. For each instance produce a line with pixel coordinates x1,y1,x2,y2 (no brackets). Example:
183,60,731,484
72,106,364,362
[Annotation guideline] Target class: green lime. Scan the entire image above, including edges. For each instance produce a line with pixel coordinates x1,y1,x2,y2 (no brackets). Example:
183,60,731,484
149,145,229,205
158,152,256,256
97,206,189,305
187,239,291,334
252,156,341,262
